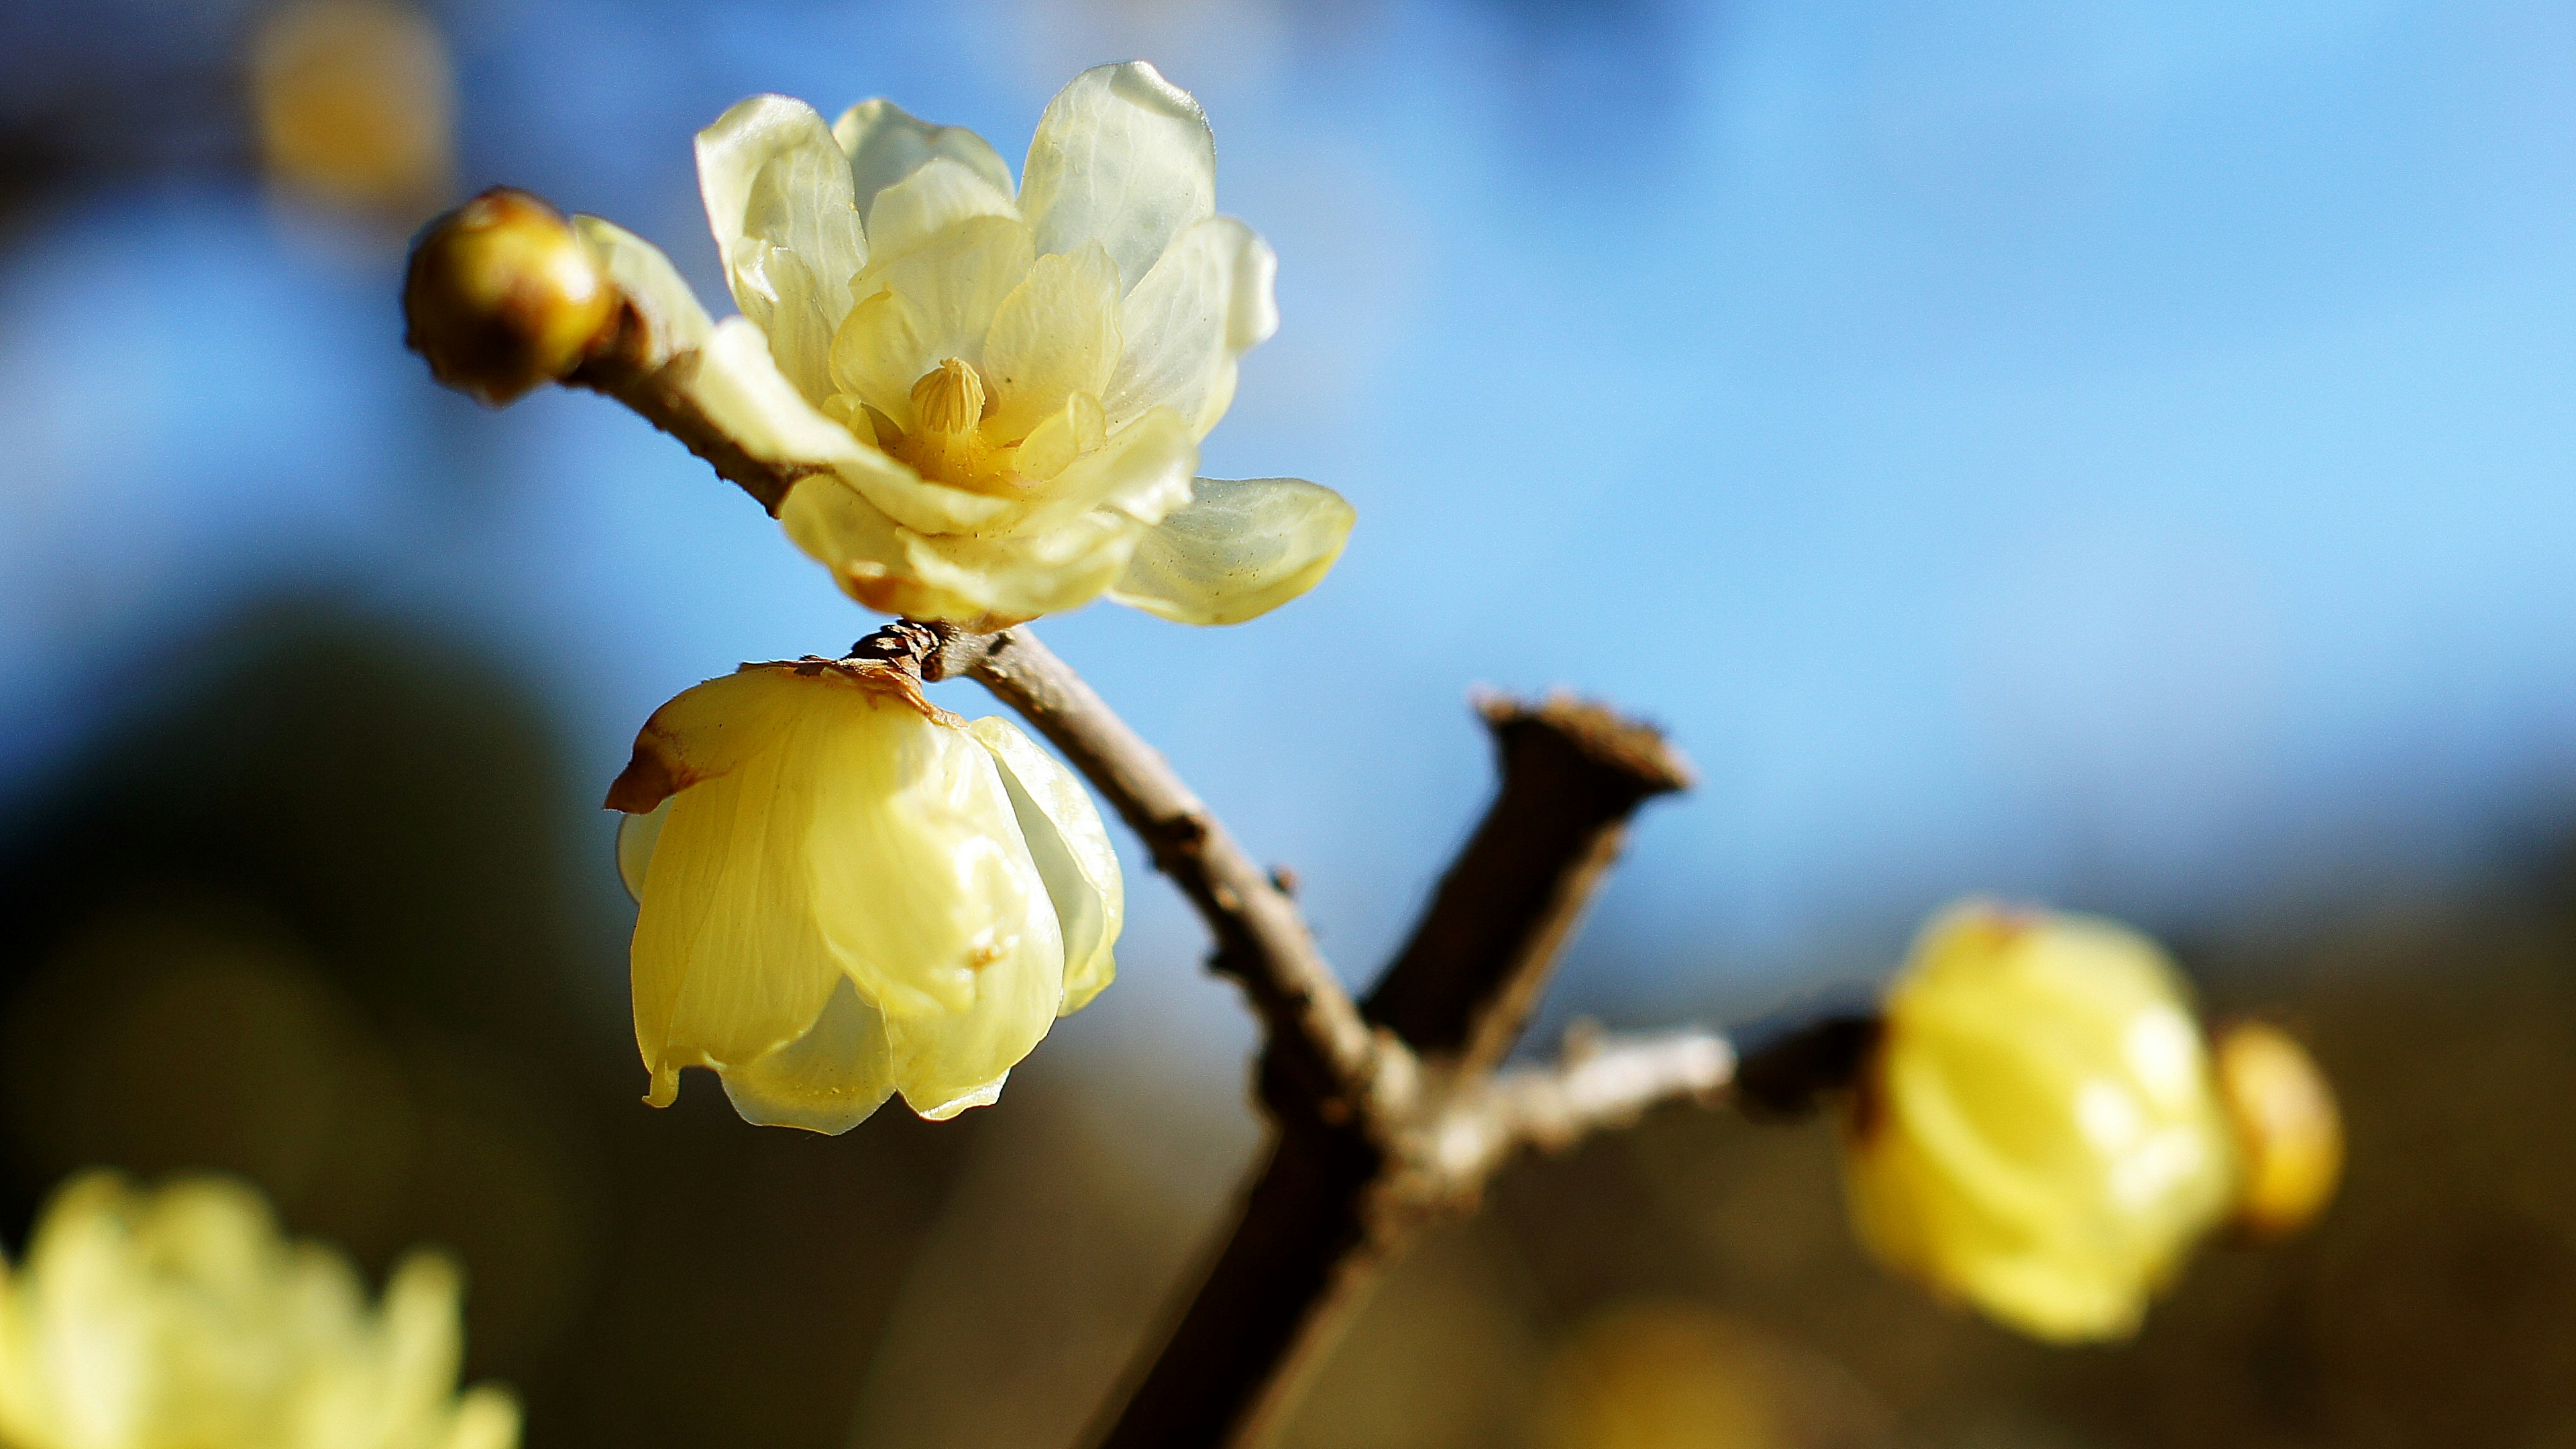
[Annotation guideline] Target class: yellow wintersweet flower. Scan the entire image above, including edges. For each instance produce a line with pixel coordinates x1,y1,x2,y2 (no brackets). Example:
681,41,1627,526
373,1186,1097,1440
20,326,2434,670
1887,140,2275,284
0,1171,517,1449
576,62,1353,629
1840,903,2235,1343
606,659,1122,1130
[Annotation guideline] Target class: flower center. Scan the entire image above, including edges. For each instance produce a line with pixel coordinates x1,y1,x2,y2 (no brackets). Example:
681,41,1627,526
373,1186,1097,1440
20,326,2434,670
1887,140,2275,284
859,356,1022,494
910,357,988,437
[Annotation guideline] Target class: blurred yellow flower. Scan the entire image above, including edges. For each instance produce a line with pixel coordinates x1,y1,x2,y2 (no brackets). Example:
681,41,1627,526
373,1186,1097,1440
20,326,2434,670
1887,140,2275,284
1840,903,2235,1343
606,660,1122,1130
0,1171,516,1449
574,62,1352,629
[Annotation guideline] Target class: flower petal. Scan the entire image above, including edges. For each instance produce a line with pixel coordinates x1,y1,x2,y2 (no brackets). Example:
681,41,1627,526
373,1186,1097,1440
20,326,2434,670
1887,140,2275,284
833,451,1018,537
967,717,1124,1014
718,975,898,1134
979,241,1122,444
864,156,1020,267
1102,215,1275,437
1108,476,1352,625
1017,405,1198,533
777,477,996,623
1018,62,1215,293
829,215,1035,429
881,900,1060,1119
614,798,670,903
626,672,849,1106
697,95,868,400
572,215,710,358
797,682,1061,1020
900,506,1155,625
687,317,873,474
835,99,1016,219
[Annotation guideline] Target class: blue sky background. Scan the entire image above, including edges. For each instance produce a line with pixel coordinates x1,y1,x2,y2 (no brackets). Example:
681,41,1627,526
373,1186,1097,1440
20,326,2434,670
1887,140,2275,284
4,0,2574,1057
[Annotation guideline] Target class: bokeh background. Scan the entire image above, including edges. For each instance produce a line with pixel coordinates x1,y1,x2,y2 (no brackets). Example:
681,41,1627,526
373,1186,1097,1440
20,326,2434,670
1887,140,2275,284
4,1,2576,1445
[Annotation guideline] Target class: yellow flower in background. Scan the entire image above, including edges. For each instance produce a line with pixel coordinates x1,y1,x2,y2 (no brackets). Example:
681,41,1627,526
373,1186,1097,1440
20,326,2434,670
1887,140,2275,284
1840,903,2235,1343
0,1172,516,1449
606,660,1121,1131
577,62,1353,629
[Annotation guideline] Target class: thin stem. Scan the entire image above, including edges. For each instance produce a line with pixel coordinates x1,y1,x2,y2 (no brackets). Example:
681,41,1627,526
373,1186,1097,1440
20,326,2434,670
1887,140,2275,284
1424,1026,1737,1188
926,627,1397,1117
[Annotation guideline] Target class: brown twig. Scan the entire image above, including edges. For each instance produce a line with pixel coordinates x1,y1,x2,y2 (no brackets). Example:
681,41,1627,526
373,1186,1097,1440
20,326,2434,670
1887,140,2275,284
565,309,812,516
1364,692,1697,1072
1087,691,1696,1449
1425,1026,1737,1187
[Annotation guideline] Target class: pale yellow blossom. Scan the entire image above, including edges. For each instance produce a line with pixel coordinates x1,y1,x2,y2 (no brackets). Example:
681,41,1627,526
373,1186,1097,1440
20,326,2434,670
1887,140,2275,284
1840,902,2235,1342
575,62,1352,629
607,660,1122,1130
0,1171,517,1449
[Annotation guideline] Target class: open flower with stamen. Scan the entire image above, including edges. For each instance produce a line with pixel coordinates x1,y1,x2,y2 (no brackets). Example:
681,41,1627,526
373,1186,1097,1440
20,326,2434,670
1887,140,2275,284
1839,902,2236,1343
0,1171,518,1449
576,62,1352,629
607,659,1122,1130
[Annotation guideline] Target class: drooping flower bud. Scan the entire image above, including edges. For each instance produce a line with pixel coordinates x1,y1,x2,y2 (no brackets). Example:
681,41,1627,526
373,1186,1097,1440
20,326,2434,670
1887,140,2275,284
402,186,617,405
0,1171,519,1449
606,659,1121,1130
1839,902,2235,1342
2213,1020,2343,1240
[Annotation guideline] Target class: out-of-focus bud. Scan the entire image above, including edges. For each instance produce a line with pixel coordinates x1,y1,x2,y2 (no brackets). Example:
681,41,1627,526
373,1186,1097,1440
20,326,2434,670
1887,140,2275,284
252,0,455,223
403,188,617,405
606,659,1122,1132
2214,1020,2343,1240
1839,902,2235,1343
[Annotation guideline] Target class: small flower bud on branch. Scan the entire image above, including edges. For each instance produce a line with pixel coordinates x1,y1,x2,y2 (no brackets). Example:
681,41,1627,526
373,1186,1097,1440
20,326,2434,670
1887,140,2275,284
403,186,616,404
2214,1020,2343,1240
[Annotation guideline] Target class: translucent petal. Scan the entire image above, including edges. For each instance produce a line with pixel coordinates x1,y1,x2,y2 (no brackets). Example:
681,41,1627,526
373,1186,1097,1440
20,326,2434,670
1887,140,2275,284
833,450,1017,537
718,975,898,1134
798,690,1059,1019
881,890,1059,1118
1013,389,1107,483
911,1071,1006,1122
697,95,868,399
899,506,1153,627
628,679,848,1104
835,98,1016,219
572,215,711,356
1103,215,1276,437
687,318,875,472
1018,62,1215,292
865,156,1019,266
777,477,996,623
614,798,670,904
828,216,1035,428
968,716,1124,1014
979,241,1122,443
1014,405,1197,533
1108,477,1354,625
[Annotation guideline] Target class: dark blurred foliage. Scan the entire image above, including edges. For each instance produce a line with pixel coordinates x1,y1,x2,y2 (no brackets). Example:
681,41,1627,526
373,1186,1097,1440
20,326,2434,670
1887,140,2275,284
0,602,980,1448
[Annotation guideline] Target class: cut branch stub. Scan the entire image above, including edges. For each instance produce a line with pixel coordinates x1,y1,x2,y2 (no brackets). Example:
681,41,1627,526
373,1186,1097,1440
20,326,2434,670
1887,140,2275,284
1363,692,1695,1073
